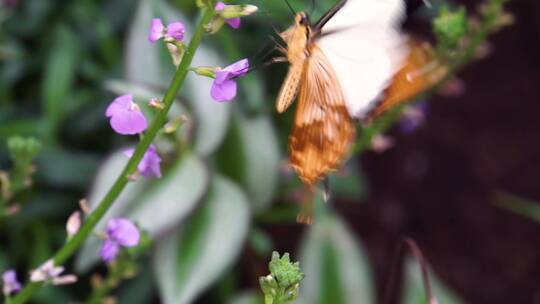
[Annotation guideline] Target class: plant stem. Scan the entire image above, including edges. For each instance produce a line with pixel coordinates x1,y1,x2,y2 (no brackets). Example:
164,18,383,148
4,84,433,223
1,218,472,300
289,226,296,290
10,5,216,304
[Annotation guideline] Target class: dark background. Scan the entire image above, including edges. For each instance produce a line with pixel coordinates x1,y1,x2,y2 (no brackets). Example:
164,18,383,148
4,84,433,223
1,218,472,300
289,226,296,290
270,0,540,303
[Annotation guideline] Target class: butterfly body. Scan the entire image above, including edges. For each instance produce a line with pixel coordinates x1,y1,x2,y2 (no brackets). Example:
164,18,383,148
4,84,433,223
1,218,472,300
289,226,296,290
276,0,444,188
278,12,356,187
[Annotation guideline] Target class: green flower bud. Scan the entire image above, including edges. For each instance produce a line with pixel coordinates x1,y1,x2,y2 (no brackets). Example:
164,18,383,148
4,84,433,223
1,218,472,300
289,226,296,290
204,17,226,34
191,66,217,78
7,136,41,164
260,252,305,304
433,6,469,49
218,4,258,19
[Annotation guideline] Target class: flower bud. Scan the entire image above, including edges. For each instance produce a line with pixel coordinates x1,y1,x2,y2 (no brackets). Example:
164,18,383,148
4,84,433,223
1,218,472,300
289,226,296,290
149,98,165,109
218,4,258,19
191,66,217,79
433,6,469,49
66,211,82,238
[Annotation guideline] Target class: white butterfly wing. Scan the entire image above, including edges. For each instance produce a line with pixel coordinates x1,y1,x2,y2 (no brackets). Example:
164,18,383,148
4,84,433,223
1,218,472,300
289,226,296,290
318,0,407,119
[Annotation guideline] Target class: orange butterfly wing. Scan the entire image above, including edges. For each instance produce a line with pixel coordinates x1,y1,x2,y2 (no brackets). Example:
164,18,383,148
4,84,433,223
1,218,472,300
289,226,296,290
289,44,356,187
367,41,448,120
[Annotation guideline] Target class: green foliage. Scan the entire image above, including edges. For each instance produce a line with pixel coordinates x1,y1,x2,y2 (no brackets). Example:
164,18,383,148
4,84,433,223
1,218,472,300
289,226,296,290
7,136,41,165
433,6,469,50
42,26,78,143
259,252,304,304
1,136,42,208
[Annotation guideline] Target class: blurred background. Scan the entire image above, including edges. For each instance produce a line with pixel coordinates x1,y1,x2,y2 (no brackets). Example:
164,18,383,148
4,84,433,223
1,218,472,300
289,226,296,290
1,0,539,303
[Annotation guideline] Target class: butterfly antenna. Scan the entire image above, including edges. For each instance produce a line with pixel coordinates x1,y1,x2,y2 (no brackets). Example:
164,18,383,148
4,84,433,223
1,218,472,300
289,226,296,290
322,178,331,203
310,0,318,16
283,0,296,17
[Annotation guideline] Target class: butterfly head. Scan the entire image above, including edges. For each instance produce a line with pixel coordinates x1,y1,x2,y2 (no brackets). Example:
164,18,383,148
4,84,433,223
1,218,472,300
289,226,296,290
295,12,311,28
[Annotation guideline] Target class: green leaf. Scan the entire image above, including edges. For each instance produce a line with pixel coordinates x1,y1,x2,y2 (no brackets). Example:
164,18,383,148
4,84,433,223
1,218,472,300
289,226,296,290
298,212,374,304
129,154,209,235
36,149,99,188
41,26,78,141
125,0,166,87
154,176,250,304
236,112,280,212
402,257,464,304
218,111,280,213
228,291,264,304
76,152,209,272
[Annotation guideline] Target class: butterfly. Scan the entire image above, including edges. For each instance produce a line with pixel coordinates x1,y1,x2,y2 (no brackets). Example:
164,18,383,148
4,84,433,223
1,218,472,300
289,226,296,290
275,0,445,188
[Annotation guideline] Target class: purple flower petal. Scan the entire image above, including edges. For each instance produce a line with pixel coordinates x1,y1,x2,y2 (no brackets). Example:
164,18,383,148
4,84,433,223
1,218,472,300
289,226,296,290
166,22,185,41
138,145,162,178
215,1,226,10
149,18,165,43
225,58,249,78
124,145,162,178
105,95,132,117
107,218,140,247
225,17,241,29
109,110,148,135
2,270,22,296
399,102,429,135
106,95,148,135
100,239,120,262
211,79,237,102
210,58,248,102
214,69,230,85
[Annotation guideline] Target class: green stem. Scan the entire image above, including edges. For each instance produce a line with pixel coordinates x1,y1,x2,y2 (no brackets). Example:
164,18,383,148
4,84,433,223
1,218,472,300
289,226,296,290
10,5,216,304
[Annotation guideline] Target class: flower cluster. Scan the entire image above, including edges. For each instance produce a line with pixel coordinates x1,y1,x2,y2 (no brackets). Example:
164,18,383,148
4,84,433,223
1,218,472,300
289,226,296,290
104,94,162,178
30,260,77,285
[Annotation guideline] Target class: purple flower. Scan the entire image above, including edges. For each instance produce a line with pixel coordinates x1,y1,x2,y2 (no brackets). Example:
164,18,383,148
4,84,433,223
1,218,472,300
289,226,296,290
149,18,165,43
148,18,185,43
124,144,162,178
2,270,21,296
211,59,249,102
166,22,185,41
106,95,148,135
215,2,241,29
399,102,429,135
100,218,141,263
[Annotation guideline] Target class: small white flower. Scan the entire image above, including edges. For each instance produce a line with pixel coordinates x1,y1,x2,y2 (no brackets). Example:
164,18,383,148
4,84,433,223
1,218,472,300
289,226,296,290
30,260,77,285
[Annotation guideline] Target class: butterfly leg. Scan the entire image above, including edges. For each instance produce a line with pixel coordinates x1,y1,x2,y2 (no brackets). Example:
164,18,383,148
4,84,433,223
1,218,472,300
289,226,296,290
297,190,315,225
322,177,331,203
